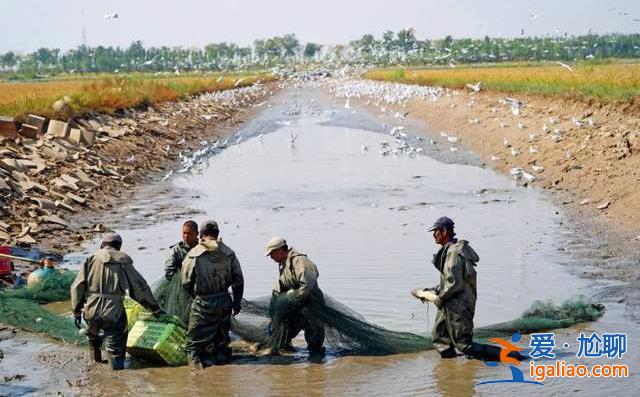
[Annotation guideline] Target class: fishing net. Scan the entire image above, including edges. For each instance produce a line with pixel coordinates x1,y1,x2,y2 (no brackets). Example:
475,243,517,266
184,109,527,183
0,271,84,343
1,270,76,303
231,294,605,355
0,297,83,343
0,265,606,356
474,296,606,339
153,275,192,326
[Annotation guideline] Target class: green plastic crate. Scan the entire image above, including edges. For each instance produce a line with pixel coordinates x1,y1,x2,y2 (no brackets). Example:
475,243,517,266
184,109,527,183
126,315,188,366
123,297,148,330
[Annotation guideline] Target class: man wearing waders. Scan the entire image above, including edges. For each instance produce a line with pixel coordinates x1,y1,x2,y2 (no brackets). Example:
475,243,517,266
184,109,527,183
426,216,479,358
157,220,199,324
164,220,199,280
424,216,525,361
181,220,244,369
71,232,164,370
265,237,326,355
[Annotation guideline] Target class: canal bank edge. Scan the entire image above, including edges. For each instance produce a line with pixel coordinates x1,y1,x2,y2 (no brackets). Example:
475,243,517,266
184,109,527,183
0,82,279,270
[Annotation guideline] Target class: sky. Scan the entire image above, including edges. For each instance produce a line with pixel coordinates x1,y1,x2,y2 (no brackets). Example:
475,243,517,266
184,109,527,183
1,0,639,53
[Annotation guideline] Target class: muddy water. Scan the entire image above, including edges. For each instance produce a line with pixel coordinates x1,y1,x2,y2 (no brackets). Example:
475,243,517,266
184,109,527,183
75,86,638,396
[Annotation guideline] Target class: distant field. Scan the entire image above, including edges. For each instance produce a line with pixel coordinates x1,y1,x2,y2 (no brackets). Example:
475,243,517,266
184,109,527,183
363,62,640,103
0,72,276,120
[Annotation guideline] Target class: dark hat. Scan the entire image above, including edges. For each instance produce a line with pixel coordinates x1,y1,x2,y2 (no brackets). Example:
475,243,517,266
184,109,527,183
426,216,455,232
102,232,123,244
200,220,219,235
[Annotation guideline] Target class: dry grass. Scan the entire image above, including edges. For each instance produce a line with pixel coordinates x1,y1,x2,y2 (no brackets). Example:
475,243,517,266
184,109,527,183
0,73,276,120
364,63,640,103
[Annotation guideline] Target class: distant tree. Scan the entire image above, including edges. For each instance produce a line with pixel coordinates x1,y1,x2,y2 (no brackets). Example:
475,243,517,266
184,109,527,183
382,30,396,51
303,42,322,59
281,34,300,58
1,51,17,69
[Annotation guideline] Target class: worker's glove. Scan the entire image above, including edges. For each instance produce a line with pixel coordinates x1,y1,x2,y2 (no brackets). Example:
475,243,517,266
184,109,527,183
73,313,82,329
433,296,443,309
233,301,242,316
152,308,167,317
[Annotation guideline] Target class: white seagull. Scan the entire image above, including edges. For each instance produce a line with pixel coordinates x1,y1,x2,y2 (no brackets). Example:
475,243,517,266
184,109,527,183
465,82,482,92
555,61,574,72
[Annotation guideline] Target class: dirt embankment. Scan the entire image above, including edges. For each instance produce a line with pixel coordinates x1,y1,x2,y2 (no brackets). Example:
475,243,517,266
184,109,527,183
408,90,640,231
344,79,640,279
0,82,279,271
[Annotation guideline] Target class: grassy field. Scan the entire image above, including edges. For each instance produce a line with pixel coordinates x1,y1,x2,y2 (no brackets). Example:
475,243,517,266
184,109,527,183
0,72,276,120
363,62,640,103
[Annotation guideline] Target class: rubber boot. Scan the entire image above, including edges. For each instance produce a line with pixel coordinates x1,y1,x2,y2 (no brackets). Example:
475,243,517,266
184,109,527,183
308,345,326,356
439,346,458,358
462,342,528,362
89,343,107,364
281,341,296,353
189,354,203,371
109,355,125,371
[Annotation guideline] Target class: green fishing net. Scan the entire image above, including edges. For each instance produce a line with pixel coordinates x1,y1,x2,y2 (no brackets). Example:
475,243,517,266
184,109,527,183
231,294,605,355
0,267,606,356
0,271,84,343
153,275,191,326
2,270,76,303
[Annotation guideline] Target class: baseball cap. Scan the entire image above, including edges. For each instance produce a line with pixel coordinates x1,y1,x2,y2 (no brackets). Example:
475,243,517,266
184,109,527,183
426,216,455,232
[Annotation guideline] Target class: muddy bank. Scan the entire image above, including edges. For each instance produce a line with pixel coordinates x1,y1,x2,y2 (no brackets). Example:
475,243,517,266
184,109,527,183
333,78,640,282
0,326,88,396
0,82,279,270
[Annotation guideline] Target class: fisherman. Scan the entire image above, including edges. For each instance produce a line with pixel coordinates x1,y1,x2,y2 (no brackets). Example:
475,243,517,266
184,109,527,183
264,236,325,355
164,220,199,280
70,232,164,370
156,220,199,324
425,216,479,358
27,257,57,287
181,220,244,369
419,217,528,362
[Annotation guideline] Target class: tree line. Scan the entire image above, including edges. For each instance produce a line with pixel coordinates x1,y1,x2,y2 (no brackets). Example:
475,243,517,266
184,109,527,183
2,31,640,76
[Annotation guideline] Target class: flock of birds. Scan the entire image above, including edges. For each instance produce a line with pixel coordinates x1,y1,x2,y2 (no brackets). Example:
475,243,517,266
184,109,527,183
329,76,600,185
141,54,605,190
161,84,269,179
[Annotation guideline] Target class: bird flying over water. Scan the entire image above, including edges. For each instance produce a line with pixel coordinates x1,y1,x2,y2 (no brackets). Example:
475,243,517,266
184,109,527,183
104,13,119,20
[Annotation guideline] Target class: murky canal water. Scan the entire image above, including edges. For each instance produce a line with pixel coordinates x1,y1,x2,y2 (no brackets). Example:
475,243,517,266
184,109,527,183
74,86,638,396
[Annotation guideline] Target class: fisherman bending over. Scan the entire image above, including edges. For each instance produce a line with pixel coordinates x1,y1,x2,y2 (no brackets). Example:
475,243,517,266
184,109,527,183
264,236,325,355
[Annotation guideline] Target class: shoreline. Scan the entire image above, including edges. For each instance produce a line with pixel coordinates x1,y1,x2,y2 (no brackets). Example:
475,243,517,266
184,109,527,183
0,82,280,271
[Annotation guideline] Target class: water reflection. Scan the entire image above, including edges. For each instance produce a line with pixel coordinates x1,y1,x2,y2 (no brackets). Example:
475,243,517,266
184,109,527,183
434,359,480,397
